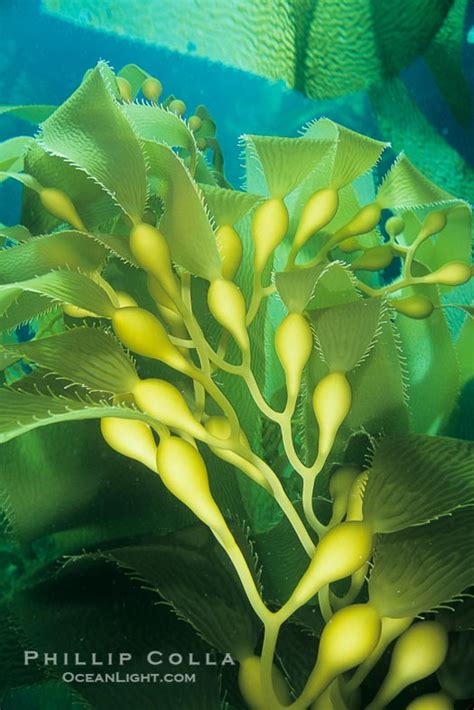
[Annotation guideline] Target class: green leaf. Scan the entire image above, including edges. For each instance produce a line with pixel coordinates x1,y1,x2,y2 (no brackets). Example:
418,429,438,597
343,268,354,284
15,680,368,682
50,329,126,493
437,598,474,632
200,184,261,226
0,231,107,283
93,526,260,656
244,134,333,198
363,434,474,533
121,102,197,173
38,64,147,221
377,153,455,209
437,630,474,700
145,140,222,280
0,293,60,333
0,105,56,123
369,508,474,618
274,264,326,314
22,142,119,234
275,261,359,314
0,224,33,244
456,316,474,386
0,271,116,320
308,296,384,373
0,137,34,179
302,119,388,189
3,327,138,394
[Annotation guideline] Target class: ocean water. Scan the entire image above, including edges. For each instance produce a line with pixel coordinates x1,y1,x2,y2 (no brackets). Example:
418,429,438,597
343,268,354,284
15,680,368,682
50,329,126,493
1,0,473,220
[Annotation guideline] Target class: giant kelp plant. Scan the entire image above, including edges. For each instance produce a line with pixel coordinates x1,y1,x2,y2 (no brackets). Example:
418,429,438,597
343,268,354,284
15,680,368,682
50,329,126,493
0,62,473,710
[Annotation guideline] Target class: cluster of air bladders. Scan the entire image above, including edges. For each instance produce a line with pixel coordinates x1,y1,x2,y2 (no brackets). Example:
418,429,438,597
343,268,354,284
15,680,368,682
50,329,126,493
39,159,471,709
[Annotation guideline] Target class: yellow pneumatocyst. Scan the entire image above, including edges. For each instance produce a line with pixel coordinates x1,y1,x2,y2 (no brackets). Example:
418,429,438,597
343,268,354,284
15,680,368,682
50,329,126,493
215,224,243,281
422,261,471,287
406,692,453,710
289,521,373,608
238,655,291,710
156,436,225,531
141,76,162,102
306,604,381,702
63,303,99,318
351,244,394,272
346,470,369,521
133,378,205,439
117,76,132,102
129,222,179,298
251,198,289,273
207,278,249,351
420,210,447,238
335,202,381,242
168,99,186,116
313,371,352,460
385,215,405,238
293,187,339,252
329,465,361,523
111,306,190,373
115,291,138,308
188,115,202,132
100,417,157,472
390,295,434,319
204,416,270,491
275,312,313,400
368,621,449,710
39,187,85,231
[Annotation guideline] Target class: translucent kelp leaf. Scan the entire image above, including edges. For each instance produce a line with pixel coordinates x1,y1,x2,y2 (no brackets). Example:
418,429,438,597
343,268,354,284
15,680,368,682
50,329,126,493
424,0,472,127
456,317,474,387
243,134,333,198
369,508,474,618
0,105,56,123
93,528,260,656
4,327,138,394
377,153,454,209
43,0,456,109
22,143,119,234
0,231,107,284
274,264,326,314
200,184,261,226
370,78,474,204
121,103,197,173
363,434,474,532
303,119,388,189
395,283,460,435
0,137,33,179
308,297,384,373
0,225,33,244
38,64,147,222
0,384,153,444
0,292,58,333
144,140,222,280
0,271,116,319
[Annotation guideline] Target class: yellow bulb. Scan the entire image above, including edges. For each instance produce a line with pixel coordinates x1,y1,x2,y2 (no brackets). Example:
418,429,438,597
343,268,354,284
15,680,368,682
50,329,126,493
146,274,178,312
406,692,453,710
251,198,289,273
141,76,162,102
313,372,352,461
329,465,361,523
204,416,270,491
421,261,471,287
275,312,313,400
216,224,243,281
116,76,132,102
390,295,434,319
188,115,202,132
156,436,225,531
367,621,449,710
116,291,138,308
197,137,207,151
129,222,179,298
63,303,99,318
207,278,249,351
112,306,190,373
100,417,157,471
338,237,362,254
346,471,369,521
306,604,381,702
293,188,339,252
419,210,447,239
39,187,85,231
288,522,373,609
334,202,381,242
168,99,186,116
351,245,394,271
238,655,291,710
385,215,404,238
133,378,205,439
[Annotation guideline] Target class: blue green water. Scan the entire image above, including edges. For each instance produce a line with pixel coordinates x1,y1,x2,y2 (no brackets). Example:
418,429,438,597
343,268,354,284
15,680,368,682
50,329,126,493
1,0,474,223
